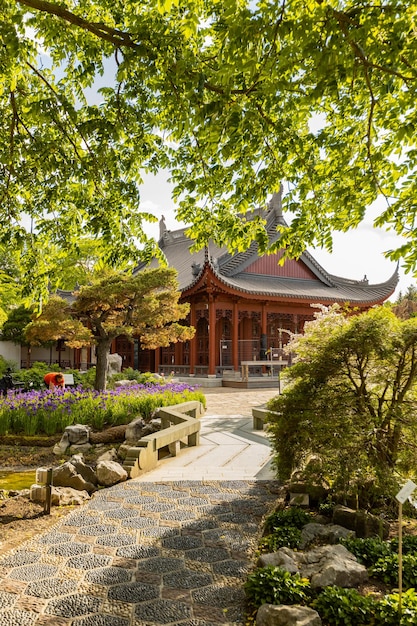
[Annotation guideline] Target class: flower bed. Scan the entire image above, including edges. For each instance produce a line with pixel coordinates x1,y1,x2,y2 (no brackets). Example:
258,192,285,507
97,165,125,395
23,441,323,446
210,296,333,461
0,383,205,436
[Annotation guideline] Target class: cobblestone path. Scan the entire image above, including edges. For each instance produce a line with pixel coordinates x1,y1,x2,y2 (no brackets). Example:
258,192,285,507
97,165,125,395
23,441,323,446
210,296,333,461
0,479,281,626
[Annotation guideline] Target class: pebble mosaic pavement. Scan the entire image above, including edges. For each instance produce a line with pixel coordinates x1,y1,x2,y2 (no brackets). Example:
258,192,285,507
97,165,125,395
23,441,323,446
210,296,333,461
0,388,282,625
0,478,281,625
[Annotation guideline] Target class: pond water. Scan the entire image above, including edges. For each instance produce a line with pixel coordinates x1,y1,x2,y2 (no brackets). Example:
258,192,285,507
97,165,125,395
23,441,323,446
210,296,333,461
0,471,37,491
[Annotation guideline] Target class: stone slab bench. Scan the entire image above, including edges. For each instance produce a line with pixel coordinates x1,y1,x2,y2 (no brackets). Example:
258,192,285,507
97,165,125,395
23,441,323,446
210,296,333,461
252,404,280,430
123,400,204,478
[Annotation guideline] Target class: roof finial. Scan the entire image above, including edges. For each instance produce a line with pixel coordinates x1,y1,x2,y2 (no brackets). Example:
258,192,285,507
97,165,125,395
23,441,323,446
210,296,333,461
268,184,283,216
159,215,167,239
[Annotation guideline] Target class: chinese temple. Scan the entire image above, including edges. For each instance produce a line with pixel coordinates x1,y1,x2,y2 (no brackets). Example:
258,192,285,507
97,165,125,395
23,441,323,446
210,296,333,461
114,193,398,383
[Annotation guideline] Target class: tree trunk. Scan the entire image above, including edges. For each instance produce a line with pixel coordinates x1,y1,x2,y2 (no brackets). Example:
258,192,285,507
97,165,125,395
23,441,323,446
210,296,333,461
95,339,112,391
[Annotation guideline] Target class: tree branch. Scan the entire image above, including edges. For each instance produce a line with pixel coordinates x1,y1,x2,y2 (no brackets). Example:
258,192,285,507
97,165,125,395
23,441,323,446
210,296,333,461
18,0,142,49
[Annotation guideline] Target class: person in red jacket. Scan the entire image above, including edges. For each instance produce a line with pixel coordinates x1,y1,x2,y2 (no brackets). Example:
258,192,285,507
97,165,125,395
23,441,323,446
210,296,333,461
44,372,65,390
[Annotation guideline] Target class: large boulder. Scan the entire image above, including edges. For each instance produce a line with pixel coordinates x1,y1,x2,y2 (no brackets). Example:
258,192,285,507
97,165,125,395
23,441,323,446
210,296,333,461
97,448,119,463
332,505,390,539
259,545,368,589
64,424,91,445
300,522,355,549
30,485,90,506
125,417,146,442
96,460,128,487
53,431,70,455
256,604,322,626
52,458,97,493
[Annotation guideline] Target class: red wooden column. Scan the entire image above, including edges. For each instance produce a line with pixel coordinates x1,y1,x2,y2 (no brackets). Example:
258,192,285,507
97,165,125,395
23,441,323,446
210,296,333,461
261,303,267,335
154,347,160,374
189,304,196,375
232,300,239,372
208,296,216,376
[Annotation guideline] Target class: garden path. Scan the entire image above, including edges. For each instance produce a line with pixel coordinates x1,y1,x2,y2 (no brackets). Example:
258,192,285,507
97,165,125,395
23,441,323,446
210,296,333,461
0,387,281,626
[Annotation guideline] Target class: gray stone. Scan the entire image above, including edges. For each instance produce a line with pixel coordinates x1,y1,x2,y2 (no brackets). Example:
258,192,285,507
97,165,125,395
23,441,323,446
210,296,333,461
53,431,70,455
97,447,119,462
332,505,390,539
300,522,355,549
70,455,98,485
107,353,122,375
52,460,97,493
51,487,90,506
261,544,367,589
117,443,130,460
258,547,299,574
96,460,128,486
256,604,322,626
68,443,92,454
125,417,146,442
64,424,91,445
289,493,309,507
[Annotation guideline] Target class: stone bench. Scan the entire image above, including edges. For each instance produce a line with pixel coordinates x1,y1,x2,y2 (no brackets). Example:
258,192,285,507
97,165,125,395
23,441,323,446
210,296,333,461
252,404,281,430
123,400,204,478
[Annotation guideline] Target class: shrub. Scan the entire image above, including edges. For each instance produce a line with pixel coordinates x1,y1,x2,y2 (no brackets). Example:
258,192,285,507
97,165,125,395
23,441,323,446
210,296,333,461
340,536,392,567
108,368,160,386
389,535,417,556
264,507,312,532
312,586,377,626
370,554,417,588
259,526,302,552
244,566,310,610
375,589,417,625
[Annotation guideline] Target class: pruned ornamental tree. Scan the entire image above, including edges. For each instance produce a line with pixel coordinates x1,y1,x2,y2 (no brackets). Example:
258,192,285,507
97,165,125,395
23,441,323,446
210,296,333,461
25,268,194,390
268,305,417,505
2,0,417,300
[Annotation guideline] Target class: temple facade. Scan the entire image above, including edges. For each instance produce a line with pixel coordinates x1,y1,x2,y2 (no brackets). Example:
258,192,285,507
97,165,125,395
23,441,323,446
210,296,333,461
113,194,398,379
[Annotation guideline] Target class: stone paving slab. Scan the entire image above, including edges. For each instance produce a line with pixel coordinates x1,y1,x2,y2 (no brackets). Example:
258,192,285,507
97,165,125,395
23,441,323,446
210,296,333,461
0,479,282,626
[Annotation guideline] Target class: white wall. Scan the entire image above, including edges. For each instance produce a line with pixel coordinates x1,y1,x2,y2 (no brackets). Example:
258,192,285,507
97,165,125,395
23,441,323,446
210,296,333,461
0,341,21,368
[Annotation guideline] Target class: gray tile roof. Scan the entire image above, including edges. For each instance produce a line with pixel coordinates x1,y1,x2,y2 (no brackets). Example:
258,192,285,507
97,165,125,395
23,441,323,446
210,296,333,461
137,198,399,305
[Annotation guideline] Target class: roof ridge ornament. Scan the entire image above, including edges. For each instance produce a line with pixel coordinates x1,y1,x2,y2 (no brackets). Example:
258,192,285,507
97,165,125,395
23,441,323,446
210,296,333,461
268,184,283,217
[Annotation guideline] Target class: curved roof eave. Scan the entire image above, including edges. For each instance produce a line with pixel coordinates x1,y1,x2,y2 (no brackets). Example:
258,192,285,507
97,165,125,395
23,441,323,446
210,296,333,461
182,261,398,305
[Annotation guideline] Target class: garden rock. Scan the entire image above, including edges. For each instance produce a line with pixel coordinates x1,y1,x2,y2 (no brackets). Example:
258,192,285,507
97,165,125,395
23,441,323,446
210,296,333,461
107,352,122,374
97,448,119,463
288,480,329,505
299,522,355,549
332,505,390,539
70,455,98,486
141,419,161,436
51,487,90,506
125,417,146,442
96,460,127,487
68,442,92,454
256,604,322,626
258,549,299,574
114,379,137,387
64,424,91,445
260,545,367,589
53,431,70,455
52,459,97,494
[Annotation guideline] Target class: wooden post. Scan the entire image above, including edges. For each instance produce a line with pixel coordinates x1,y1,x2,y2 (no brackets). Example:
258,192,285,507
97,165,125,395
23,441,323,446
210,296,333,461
398,501,403,615
44,468,53,515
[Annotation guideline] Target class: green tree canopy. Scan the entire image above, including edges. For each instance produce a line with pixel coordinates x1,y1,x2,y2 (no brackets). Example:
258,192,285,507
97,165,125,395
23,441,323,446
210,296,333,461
1,305,33,345
2,0,417,299
268,305,417,506
25,267,194,389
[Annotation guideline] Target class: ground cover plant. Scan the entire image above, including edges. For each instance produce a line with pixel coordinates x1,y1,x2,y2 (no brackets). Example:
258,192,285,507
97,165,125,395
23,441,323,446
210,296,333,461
0,382,205,436
245,506,417,625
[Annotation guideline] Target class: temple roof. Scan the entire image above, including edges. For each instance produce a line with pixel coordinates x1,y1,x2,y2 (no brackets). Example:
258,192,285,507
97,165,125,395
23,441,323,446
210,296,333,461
139,195,398,305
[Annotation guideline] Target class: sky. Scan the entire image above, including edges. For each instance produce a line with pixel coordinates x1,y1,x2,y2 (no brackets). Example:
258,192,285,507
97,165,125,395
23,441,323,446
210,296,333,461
138,171,413,302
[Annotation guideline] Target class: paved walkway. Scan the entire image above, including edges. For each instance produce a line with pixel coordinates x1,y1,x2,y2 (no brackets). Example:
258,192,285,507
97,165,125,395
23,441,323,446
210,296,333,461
0,389,282,626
